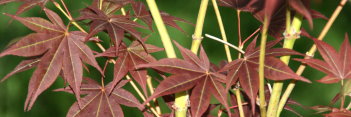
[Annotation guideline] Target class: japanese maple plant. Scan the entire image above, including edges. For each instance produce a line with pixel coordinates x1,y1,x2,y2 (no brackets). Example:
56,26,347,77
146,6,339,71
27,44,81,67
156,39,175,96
0,0,350,117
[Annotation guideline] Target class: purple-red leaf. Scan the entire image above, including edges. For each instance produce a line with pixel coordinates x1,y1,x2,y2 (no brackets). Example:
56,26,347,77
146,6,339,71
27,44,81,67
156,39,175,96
0,0,50,15
58,78,142,117
97,39,162,95
297,34,351,84
1,9,103,111
137,41,231,117
221,39,310,113
131,2,191,32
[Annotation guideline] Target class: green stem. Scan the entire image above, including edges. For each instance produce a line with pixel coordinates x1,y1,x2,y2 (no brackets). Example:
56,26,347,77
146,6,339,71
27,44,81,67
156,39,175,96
211,0,232,62
277,0,347,115
267,82,282,117
235,8,246,117
145,0,183,116
259,16,269,117
171,0,210,116
145,0,177,58
235,89,245,117
191,0,209,53
211,0,246,116
275,14,303,117
145,0,176,58
341,80,345,109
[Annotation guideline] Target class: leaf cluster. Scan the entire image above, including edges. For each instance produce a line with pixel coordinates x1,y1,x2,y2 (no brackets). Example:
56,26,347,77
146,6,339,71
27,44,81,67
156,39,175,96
0,0,350,117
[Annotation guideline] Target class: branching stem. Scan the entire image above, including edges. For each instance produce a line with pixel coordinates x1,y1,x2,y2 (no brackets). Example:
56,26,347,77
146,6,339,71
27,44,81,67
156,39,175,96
145,0,189,117
278,0,348,116
235,89,245,117
191,0,209,54
211,0,232,62
147,75,161,114
274,14,303,117
211,1,245,116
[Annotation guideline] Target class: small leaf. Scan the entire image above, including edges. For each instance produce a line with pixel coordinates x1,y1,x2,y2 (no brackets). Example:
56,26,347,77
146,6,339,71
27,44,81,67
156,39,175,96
60,78,142,117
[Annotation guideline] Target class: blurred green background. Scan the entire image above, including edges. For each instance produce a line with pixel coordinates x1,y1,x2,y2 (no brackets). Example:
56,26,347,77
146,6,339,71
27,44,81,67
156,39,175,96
0,0,351,116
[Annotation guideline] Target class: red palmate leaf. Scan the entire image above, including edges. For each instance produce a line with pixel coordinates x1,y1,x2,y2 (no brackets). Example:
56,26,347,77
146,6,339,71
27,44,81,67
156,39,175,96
296,34,351,84
96,37,163,95
220,39,310,113
136,41,231,117
217,0,257,12
131,1,192,32
56,78,142,117
78,4,145,54
1,57,40,82
0,0,50,15
91,0,130,15
0,8,102,111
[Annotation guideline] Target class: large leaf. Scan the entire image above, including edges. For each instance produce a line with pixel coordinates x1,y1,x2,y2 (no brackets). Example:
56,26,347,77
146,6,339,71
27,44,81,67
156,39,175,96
221,39,310,113
0,9,102,111
78,4,145,53
296,34,351,84
137,41,230,117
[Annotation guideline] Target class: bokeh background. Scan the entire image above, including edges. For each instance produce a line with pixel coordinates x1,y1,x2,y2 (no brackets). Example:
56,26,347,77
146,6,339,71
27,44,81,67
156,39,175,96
0,0,351,116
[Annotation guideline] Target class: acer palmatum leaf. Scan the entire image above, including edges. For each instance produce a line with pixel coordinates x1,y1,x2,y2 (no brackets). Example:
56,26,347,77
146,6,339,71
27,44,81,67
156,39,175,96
132,2,153,29
56,78,142,117
217,0,254,12
136,41,230,117
220,39,310,113
296,34,351,84
1,58,40,82
96,38,163,95
78,6,146,54
91,0,130,15
288,0,313,27
0,0,50,15
0,8,103,111
131,1,192,33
